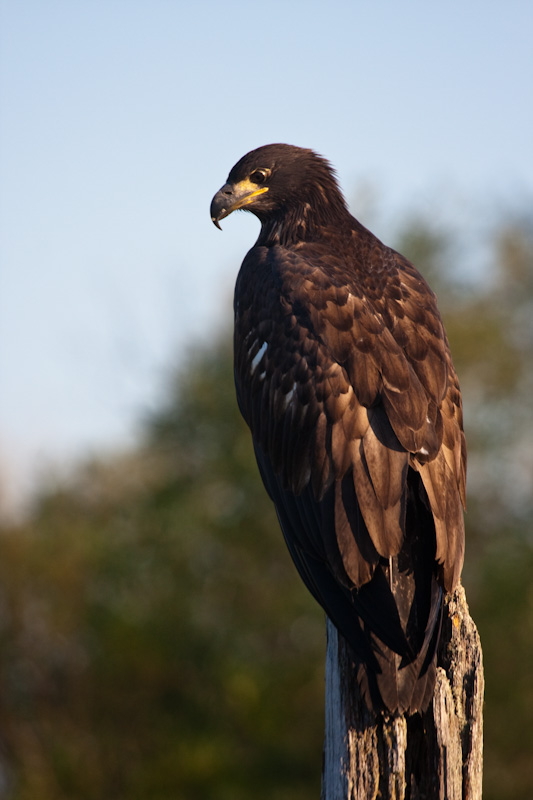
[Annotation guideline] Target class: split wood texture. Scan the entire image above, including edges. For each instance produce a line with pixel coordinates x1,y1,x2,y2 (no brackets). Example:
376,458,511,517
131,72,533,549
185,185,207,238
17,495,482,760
322,585,484,800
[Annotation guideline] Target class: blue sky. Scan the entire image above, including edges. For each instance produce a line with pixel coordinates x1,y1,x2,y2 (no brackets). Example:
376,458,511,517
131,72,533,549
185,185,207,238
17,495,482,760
1,1,532,510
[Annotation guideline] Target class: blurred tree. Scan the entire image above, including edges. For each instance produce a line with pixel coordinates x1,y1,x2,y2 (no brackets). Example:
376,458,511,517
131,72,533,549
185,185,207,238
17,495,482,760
399,213,533,799
0,209,531,799
0,340,325,800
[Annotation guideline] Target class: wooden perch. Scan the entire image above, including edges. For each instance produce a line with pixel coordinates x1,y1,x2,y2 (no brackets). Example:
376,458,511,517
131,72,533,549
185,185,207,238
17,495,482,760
322,585,484,800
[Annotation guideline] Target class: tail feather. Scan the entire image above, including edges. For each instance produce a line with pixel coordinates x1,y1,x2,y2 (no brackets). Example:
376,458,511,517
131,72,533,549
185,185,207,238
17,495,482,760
343,473,444,715
352,578,442,715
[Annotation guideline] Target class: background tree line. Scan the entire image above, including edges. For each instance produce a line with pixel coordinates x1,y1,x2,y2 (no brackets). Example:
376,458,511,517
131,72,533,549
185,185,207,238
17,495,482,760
0,206,532,799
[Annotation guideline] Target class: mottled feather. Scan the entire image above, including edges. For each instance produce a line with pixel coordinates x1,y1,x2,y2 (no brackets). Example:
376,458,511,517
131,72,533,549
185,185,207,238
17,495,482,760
212,143,466,714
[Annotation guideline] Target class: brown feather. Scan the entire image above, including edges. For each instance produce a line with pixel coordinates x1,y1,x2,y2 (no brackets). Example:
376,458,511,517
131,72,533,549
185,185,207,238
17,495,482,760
334,479,377,587
217,143,467,713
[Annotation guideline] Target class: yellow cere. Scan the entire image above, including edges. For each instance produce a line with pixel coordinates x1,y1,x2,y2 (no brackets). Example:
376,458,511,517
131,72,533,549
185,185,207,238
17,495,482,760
233,178,269,206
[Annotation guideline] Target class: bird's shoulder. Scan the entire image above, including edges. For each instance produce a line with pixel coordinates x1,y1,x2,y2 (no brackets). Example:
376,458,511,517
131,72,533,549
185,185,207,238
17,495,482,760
235,230,450,419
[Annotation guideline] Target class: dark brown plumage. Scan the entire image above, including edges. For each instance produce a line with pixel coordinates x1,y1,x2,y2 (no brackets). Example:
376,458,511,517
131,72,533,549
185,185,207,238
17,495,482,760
210,144,466,714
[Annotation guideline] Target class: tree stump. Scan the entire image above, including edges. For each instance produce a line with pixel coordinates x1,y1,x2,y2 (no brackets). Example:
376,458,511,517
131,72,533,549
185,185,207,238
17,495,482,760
322,585,484,799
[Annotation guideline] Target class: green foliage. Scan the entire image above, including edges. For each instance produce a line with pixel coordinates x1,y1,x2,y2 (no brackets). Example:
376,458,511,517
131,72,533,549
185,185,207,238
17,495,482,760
475,534,533,799
0,342,324,799
0,210,532,798
400,214,533,800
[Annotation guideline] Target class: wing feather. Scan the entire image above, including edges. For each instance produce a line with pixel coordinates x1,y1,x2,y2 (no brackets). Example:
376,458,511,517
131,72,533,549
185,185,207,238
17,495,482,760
233,232,466,711
235,242,465,589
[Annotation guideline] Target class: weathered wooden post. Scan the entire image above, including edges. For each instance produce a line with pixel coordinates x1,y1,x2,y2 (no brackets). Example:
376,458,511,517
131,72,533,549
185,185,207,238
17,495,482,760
322,585,484,800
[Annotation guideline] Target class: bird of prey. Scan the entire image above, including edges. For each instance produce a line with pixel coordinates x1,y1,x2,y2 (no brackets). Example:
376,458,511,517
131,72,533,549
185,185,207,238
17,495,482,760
210,144,466,715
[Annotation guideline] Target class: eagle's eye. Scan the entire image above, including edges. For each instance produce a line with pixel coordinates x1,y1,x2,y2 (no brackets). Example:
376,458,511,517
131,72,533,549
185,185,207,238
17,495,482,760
249,168,270,184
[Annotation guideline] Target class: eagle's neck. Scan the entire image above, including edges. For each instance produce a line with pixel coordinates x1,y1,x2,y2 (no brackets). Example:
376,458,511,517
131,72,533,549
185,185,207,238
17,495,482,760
256,181,354,247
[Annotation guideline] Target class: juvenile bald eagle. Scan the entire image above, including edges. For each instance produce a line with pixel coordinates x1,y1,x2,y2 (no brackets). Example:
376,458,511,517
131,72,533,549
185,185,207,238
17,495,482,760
210,144,466,714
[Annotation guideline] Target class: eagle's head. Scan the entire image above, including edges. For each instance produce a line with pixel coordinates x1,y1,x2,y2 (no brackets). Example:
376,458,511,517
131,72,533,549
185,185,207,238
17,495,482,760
210,143,345,230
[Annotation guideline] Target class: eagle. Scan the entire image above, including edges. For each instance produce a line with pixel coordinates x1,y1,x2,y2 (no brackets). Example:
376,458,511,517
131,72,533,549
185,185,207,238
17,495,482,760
210,144,466,715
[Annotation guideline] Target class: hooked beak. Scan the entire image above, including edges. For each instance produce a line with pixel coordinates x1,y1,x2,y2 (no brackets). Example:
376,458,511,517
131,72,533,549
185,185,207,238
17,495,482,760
210,179,268,229
210,183,234,230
